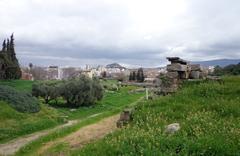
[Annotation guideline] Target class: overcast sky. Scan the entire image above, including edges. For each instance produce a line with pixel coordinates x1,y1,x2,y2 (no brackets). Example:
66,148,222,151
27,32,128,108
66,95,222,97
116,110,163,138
0,0,240,67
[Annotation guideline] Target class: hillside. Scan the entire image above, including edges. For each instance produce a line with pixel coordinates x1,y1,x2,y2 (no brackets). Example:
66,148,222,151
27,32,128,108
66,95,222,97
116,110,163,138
192,59,240,67
71,76,240,156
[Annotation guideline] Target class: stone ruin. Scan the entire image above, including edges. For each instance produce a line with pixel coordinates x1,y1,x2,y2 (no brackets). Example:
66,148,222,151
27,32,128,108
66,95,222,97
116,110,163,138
116,108,133,128
166,57,207,80
159,57,208,94
117,57,209,127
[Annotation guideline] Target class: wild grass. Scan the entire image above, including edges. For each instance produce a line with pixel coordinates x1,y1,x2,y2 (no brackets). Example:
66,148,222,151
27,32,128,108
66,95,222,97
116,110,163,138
0,80,143,147
0,80,33,92
0,102,64,143
15,86,144,156
72,76,240,156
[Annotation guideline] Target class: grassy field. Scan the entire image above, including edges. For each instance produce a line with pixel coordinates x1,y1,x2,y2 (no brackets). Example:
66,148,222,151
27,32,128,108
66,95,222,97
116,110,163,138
0,80,144,144
0,80,33,92
0,102,64,143
69,76,240,156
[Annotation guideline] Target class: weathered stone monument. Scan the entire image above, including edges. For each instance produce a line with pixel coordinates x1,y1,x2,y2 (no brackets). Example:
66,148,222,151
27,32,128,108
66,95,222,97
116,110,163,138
166,57,191,79
159,57,208,95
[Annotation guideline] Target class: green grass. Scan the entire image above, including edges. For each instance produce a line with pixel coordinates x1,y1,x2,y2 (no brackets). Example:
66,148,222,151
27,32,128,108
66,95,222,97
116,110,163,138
15,86,144,156
0,102,64,143
56,86,143,120
0,80,143,147
70,76,240,156
0,80,33,92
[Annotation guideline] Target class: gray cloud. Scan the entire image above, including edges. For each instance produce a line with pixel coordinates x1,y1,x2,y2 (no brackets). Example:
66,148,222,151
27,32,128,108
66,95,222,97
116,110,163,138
0,0,240,67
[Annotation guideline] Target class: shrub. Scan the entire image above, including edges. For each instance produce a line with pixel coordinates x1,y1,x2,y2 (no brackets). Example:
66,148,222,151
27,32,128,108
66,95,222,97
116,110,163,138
32,81,61,104
61,76,104,107
32,76,104,108
0,85,40,113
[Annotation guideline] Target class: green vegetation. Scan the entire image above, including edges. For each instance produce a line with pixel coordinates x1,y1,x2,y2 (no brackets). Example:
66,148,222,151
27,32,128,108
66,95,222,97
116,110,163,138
71,76,240,156
0,80,33,92
56,86,143,120
213,63,240,76
101,79,119,91
0,79,143,145
0,85,40,113
129,68,145,82
0,102,64,143
32,76,104,107
15,86,143,156
0,34,21,80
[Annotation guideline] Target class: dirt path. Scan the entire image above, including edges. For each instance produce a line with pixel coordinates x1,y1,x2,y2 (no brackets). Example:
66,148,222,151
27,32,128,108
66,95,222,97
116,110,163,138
37,114,120,155
0,113,102,156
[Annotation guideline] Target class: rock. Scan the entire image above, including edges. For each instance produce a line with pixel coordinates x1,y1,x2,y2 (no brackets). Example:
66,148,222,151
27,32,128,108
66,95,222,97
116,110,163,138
190,71,200,79
70,109,77,112
167,64,188,72
166,57,189,65
179,71,190,79
117,109,133,128
165,123,180,134
190,64,202,71
166,72,179,79
119,109,133,121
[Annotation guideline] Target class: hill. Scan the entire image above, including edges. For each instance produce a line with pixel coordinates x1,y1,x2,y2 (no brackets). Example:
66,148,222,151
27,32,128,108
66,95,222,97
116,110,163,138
192,59,240,67
106,63,126,69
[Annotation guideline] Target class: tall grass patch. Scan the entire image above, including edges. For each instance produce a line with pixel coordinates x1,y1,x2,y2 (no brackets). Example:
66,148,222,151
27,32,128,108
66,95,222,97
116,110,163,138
73,76,240,156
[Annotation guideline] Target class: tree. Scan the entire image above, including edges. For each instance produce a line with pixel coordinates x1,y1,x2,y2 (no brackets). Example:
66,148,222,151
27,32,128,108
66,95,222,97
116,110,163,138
132,71,136,81
213,65,224,76
61,76,103,107
102,71,107,78
137,68,144,82
129,72,133,81
9,33,15,60
2,40,6,51
6,39,10,51
32,81,60,104
29,63,33,69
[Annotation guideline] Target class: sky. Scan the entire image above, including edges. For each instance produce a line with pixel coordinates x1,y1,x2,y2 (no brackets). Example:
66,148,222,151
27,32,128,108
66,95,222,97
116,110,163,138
0,0,240,67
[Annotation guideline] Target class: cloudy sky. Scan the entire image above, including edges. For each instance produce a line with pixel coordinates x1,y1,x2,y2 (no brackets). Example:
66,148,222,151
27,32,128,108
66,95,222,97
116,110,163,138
0,0,240,67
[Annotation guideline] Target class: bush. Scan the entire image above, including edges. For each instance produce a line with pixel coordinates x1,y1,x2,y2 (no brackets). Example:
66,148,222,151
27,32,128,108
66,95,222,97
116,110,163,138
32,81,61,104
61,76,104,107
0,85,40,113
32,76,104,107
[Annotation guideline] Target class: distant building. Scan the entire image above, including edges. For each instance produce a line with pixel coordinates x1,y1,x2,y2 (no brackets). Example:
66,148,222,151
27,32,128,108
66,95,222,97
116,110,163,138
80,69,94,79
21,69,33,80
46,66,59,80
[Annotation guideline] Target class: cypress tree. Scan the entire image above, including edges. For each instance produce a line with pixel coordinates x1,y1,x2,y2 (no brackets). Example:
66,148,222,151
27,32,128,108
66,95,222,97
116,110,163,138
9,33,17,61
6,39,10,51
4,34,21,79
129,72,133,81
2,39,6,51
136,68,144,82
132,71,136,81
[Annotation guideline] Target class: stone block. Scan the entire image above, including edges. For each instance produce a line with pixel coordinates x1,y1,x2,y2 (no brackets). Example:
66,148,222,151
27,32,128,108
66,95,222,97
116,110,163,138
167,64,188,72
190,71,200,79
190,64,202,71
166,72,179,79
179,71,190,79
165,123,180,134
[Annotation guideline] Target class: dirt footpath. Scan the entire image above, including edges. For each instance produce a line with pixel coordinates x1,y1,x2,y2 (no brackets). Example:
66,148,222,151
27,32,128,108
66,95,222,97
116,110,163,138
37,114,120,155
0,120,78,156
